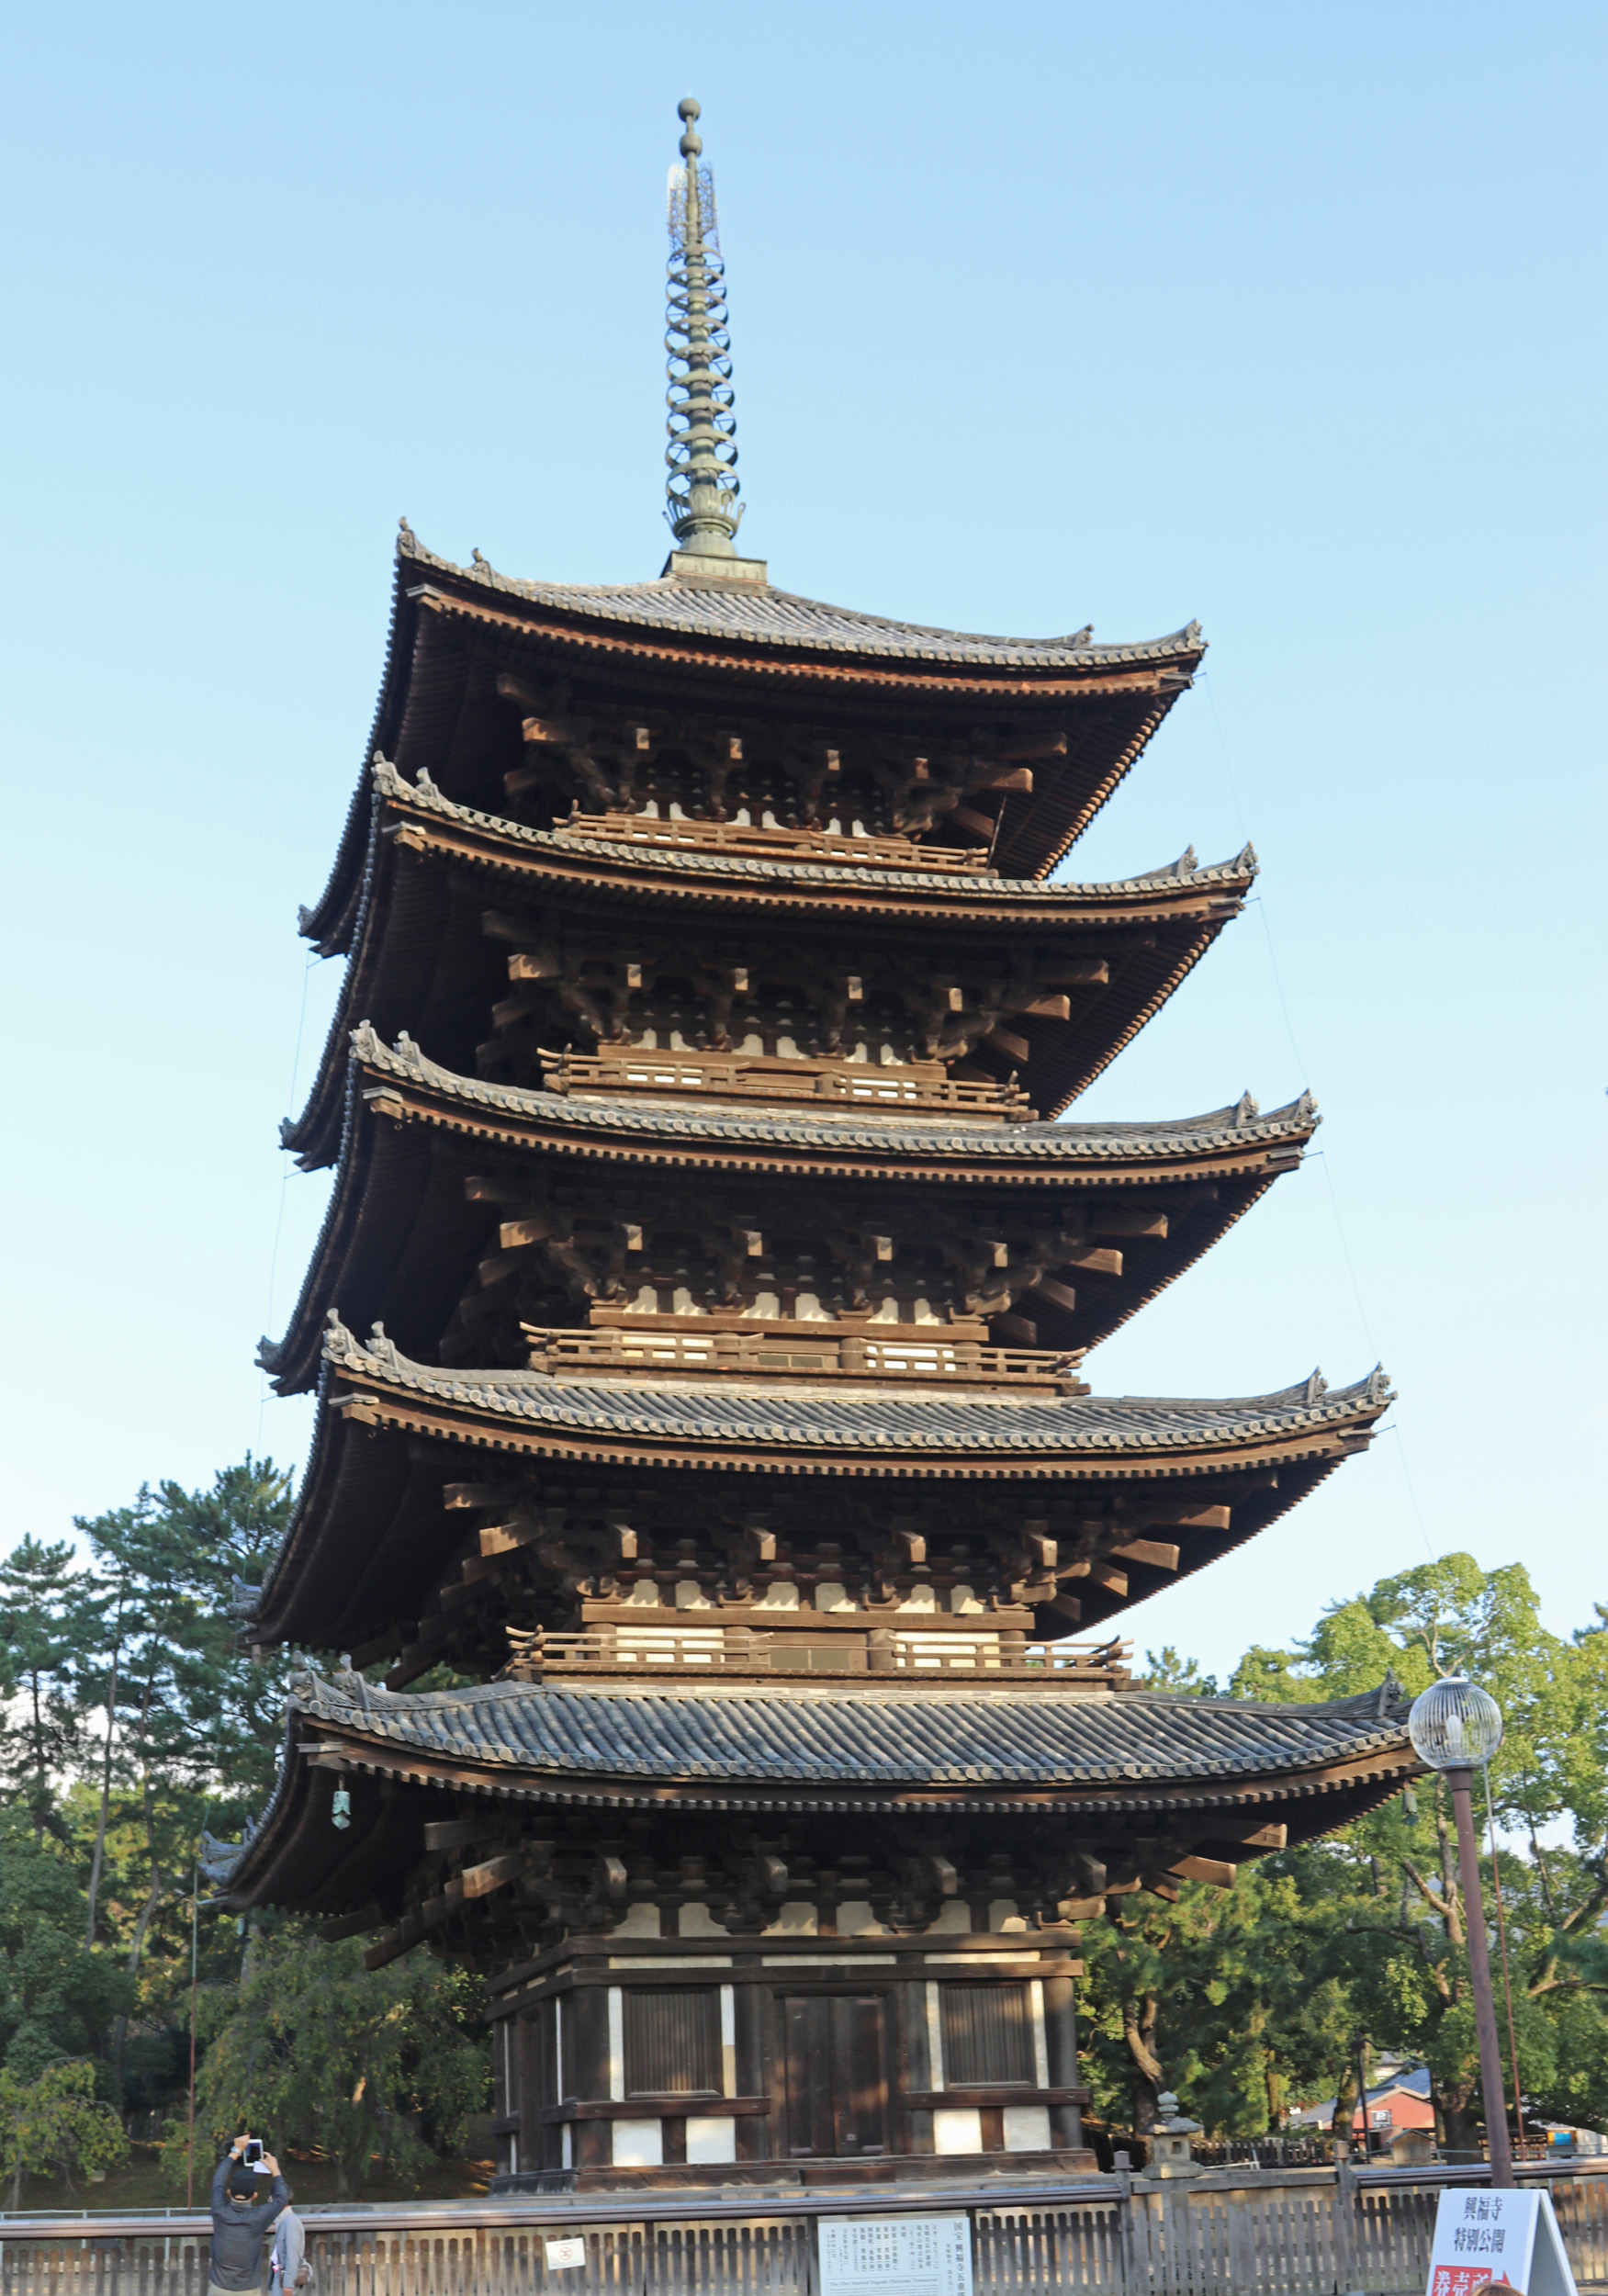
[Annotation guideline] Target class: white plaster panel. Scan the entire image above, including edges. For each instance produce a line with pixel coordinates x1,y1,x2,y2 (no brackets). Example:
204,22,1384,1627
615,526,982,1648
1003,2103,1052,2153
924,1901,971,1934
678,1903,727,1936
611,2117,663,2167
606,1987,624,2100
763,1902,818,1935
613,1903,661,1937
720,1985,737,2096
836,1900,886,1935
685,2116,737,2165
933,2107,984,2155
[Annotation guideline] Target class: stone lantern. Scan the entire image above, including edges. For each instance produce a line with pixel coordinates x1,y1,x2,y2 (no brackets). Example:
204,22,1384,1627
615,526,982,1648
1151,2091,1204,2178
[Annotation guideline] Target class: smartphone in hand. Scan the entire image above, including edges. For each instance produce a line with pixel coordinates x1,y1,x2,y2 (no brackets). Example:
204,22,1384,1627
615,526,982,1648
243,2140,264,2167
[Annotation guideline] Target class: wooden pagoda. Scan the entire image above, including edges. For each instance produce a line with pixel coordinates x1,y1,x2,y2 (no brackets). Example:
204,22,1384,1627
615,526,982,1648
214,99,1414,2191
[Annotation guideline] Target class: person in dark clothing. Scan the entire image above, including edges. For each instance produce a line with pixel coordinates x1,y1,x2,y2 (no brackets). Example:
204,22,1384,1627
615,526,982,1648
208,2135,287,2296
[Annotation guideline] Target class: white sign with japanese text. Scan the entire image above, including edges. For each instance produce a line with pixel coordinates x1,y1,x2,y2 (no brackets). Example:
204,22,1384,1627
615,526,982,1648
818,2217,973,2296
544,2238,587,2271
1426,2188,1577,2296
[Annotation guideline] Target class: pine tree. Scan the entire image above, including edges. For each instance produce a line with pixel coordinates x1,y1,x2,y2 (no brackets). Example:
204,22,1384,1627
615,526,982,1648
0,1537,88,1844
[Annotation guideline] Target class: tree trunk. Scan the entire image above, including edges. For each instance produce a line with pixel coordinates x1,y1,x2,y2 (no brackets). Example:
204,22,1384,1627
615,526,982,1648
1123,1991,1163,2132
127,1861,162,1976
1440,2080,1477,2153
1333,2059,1358,2147
28,1666,48,1844
84,1638,121,1949
115,1704,162,2078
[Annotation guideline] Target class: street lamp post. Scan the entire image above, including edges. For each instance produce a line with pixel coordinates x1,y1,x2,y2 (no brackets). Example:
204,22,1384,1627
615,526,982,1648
1408,1677,1513,2188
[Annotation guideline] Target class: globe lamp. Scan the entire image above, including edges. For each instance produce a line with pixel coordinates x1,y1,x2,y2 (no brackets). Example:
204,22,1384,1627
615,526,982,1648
1408,1677,1503,1771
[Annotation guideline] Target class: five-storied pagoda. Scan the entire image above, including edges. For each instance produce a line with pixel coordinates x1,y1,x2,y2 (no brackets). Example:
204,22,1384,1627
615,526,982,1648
215,101,1415,2189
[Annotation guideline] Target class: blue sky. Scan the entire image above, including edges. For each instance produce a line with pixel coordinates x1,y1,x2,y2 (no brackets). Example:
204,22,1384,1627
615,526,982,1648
0,2,1602,1683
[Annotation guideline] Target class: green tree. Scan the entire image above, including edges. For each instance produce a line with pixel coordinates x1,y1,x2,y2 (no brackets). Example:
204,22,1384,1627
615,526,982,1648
1226,1556,1608,2147
0,2060,129,2210
163,1924,489,2195
1081,1858,1355,2136
1143,1648,1220,1696
74,1459,297,2028
0,1806,133,2080
0,1536,89,1844
1078,1559,1608,2148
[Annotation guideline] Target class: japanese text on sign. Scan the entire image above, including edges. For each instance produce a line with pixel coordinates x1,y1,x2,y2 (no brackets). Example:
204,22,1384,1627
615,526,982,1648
818,2217,973,2296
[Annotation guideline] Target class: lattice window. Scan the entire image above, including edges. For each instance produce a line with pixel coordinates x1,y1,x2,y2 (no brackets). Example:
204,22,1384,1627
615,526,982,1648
940,1981,1034,2085
624,1986,722,2095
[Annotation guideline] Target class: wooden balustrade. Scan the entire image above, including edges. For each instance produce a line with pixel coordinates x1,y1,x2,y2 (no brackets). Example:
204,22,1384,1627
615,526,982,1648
536,1048,1031,1120
6,2160,1608,2296
560,810,991,873
501,1627,1133,1686
522,1322,1084,1392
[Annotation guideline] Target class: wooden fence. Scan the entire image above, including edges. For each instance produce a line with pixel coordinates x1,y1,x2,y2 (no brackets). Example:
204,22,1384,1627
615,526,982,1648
5,2163,1607,2296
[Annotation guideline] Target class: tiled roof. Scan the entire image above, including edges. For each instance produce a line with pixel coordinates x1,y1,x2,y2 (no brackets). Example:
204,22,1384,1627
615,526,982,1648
373,755,1255,906
399,532,1204,675
323,1314,1389,1458
278,1664,1413,1795
353,1022,1319,1165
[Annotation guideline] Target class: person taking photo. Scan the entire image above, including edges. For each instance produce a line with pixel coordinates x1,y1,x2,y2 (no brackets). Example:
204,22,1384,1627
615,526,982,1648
208,2135,287,2296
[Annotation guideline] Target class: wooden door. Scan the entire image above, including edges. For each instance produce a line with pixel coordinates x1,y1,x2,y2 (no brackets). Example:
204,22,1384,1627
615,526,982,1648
782,1994,887,2157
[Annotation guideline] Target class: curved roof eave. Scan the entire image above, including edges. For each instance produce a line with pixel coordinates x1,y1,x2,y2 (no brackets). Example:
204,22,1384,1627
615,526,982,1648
374,753,1256,912
354,1025,1320,1164
208,1666,1415,1910
318,1311,1391,1463
399,529,1205,677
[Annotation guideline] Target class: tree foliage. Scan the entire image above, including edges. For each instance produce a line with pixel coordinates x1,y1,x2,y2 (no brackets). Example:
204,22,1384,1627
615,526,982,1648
163,1925,490,2195
1081,1556,1608,2144
0,2060,129,2210
0,1806,134,2081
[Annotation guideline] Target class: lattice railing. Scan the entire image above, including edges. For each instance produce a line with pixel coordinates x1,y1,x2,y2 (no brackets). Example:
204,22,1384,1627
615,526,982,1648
521,1322,1083,1390
7,2164,1608,2296
500,1627,1134,1686
536,1048,1031,1120
560,810,991,873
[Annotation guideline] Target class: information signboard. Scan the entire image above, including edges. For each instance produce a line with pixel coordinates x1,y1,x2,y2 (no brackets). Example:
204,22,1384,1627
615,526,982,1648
817,2216,973,2296
1425,2188,1577,2296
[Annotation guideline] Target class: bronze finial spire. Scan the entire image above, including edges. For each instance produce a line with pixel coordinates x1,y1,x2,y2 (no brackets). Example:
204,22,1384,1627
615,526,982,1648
664,97,744,562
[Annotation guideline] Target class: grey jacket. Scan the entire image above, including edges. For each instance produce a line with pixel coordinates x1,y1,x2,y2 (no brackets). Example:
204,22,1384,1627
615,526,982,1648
208,2156,288,2291
270,2207,308,2291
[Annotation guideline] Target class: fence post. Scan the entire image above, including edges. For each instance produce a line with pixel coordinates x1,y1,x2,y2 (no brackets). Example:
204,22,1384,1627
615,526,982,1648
1333,2152,1358,2293
1227,2189,1257,2296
